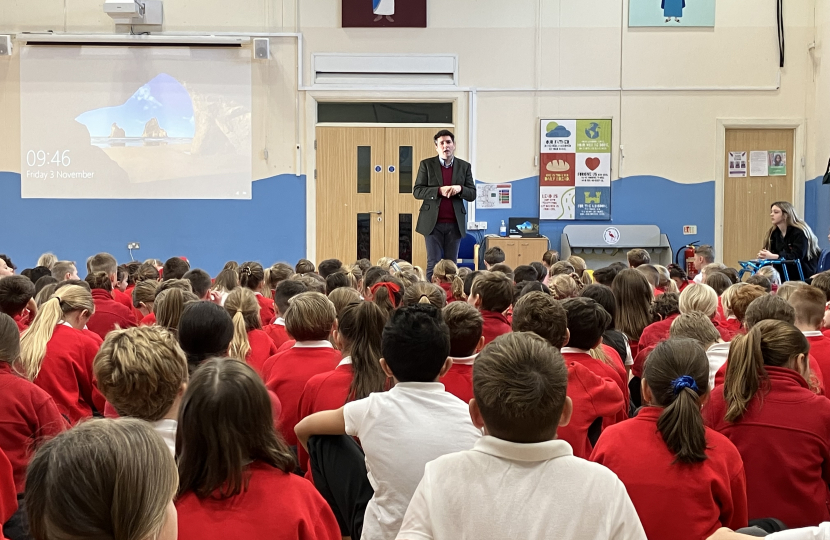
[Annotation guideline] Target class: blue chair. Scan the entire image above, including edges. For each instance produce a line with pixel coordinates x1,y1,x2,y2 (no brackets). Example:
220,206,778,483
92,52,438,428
738,259,804,282
457,233,478,270
817,249,830,273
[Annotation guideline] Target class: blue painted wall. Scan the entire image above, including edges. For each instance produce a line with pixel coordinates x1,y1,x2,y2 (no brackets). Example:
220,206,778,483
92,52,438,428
0,172,307,276
474,175,716,263
804,175,830,252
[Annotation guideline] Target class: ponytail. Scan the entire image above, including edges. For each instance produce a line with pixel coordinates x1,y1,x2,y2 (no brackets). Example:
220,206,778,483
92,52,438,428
723,319,809,422
224,288,261,362
402,282,446,309
238,261,265,292
450,274,464,302
19,285,94,380
642,338,709,464
337,302,388,402
371,278,404,318
261,268,273,299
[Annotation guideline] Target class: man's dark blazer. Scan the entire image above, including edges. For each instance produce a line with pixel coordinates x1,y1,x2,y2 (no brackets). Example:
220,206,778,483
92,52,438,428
413,156,476,237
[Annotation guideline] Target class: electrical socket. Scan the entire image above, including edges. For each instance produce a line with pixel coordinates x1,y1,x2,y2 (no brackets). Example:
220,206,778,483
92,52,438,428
127,242,140,250
467,221,488,230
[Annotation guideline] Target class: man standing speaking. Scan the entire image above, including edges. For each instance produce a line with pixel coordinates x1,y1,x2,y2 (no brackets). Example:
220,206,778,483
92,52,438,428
414,130,476,280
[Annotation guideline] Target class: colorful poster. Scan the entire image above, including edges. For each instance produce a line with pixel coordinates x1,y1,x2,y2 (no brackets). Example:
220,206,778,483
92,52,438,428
476,183,512,210
629,0,716,27
768,151,786,176
540,119,611,221
728,151,747,177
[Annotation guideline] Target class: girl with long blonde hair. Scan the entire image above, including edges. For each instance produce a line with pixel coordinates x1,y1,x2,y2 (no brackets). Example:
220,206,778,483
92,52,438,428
224,287,277,375
18,284,103,422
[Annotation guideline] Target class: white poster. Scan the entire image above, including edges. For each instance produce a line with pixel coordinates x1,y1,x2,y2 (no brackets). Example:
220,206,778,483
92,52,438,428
20,46,252,199
749,151,769,177
540,186,575,220
476,183,512,209
728,151,747,177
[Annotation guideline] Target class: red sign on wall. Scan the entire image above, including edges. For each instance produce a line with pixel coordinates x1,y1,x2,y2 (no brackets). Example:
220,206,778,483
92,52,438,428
342,0,427,27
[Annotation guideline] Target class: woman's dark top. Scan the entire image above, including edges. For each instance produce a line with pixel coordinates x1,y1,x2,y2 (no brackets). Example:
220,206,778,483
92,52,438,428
768,225,817,279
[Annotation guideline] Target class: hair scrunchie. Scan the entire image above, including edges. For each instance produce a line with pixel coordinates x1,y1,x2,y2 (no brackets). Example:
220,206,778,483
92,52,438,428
671,375,699,395
370,282,401,307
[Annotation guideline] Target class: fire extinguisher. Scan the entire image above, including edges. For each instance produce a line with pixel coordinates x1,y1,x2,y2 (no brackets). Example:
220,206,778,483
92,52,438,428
675,241,700,279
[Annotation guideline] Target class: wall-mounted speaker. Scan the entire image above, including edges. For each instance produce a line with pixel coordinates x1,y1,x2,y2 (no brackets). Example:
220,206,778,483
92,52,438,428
253,38,269,60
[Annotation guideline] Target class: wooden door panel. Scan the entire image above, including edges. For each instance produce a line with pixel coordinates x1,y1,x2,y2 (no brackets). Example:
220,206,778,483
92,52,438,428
316,127,385,265
723,129,794,269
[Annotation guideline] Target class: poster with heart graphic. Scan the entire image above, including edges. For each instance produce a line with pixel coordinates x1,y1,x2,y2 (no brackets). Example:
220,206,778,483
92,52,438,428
540,119,611,220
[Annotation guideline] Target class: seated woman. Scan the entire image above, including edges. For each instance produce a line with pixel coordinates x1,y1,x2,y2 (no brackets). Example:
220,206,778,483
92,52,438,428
757,201,820,280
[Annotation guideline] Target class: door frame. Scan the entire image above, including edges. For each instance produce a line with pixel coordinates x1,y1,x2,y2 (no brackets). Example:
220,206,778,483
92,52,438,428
305,93,467,263
714,118,806,264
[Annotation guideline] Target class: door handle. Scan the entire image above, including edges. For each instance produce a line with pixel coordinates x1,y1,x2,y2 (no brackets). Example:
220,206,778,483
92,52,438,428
368,210,383,215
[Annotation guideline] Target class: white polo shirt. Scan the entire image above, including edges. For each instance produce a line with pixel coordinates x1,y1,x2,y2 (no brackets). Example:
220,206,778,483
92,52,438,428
396,436,646,540
706,341,731,389
344,382,481,540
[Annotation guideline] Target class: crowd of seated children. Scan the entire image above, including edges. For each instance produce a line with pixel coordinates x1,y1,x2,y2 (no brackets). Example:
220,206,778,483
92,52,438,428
223,287,277,374
295,305,481,540
592,338,747,540
439,301,484,403
8,247,830,540
396,332,646,540
511,291,623,458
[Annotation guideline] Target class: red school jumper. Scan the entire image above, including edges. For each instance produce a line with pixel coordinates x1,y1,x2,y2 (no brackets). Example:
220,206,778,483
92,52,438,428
480,310,511,345
245,329,278,377
264,318,292,349
139,312,156,326
175,461,341,540
112,288,134,312
704,367,830,528
32,324,105,424
591,407,748,540
87,289,137,340
255,293,277,326
561,348,628,421
296,358,354,475
805,331,830,389
263,342,341,446
638,313,679,352
440,355,476,403
0,363,69,493
714,354,825,394
556,361,624,459
0,449,16,533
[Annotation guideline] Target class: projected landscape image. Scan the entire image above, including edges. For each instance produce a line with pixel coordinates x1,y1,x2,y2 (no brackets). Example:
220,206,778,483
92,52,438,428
73,73,250,186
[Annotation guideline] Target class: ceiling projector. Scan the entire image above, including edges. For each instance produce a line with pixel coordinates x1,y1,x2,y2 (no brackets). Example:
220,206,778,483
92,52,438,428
103,0,163,30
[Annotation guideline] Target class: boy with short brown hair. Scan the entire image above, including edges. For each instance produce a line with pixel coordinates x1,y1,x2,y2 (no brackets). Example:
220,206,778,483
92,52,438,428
395,333,646,540
440,302,484,403
467,272,513,345
626,249,651,268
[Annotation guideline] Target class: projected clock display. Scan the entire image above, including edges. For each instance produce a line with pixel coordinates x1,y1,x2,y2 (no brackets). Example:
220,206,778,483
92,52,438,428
26,150,71,167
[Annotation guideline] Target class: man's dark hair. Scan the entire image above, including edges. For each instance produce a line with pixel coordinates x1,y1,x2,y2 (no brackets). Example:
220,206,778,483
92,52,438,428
561,297,611,350
318,259,344,279
382,305,450,383
484,247,505,266
0,276,36,316
513,265,539,284
183,269,212,299
433,129,454,143
592,266,618,287
325,271,351,295
274,280,308,316
162,257,190,281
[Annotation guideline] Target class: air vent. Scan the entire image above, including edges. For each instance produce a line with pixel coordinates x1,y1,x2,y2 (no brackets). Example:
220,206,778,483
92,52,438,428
314,54,457,86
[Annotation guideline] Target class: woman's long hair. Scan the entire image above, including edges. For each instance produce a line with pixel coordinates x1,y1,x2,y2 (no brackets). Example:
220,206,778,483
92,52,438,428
763,201,820,258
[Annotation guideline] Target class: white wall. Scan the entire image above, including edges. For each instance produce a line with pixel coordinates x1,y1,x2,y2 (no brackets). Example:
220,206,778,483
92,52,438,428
0,0,819,186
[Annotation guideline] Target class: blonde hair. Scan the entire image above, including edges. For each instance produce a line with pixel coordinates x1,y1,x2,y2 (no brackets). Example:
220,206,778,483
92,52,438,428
669,312,720,347
224,288,261,362
432,260,464,302
284,292,336,342
328,287,361,315
654,265,679,293
775,281,806,301
376,257,395,271
93,326,188,421
19,285,95,380
567,255,586,277
25,418,177,540
37,253,58,270
403,282,447,309
154,288,199,332
763,201,821,258
343,264,364,290
721,282,748,317
678,283,718,318
756,266,782,286
549,274,580,300
700,262,727,280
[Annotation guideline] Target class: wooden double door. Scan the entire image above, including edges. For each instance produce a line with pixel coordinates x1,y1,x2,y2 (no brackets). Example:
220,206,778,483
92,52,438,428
316,126,449,269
